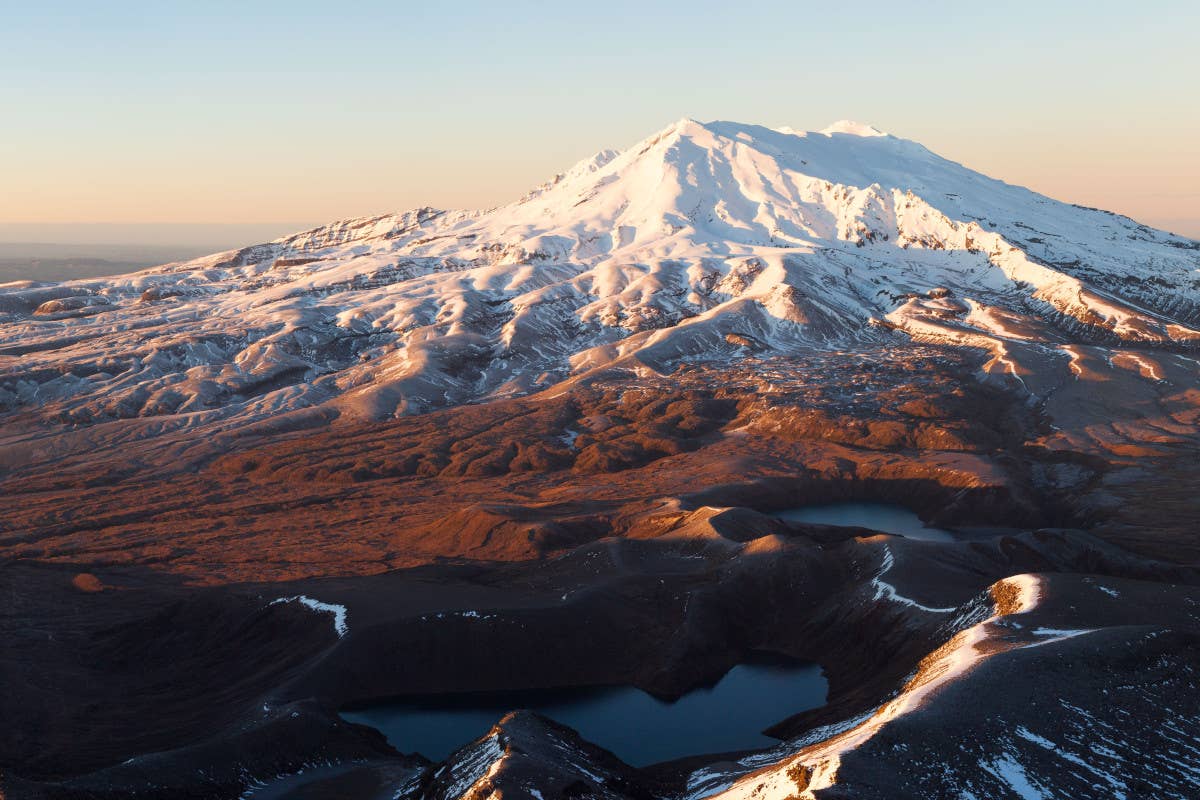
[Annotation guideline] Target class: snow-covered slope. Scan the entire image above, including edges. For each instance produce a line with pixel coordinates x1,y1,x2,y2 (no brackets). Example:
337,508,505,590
3,118,1198,427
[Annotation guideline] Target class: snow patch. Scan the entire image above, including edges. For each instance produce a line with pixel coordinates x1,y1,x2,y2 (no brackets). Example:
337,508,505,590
980,753,1050,800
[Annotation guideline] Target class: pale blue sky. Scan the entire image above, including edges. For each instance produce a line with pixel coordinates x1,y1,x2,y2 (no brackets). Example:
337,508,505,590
3,1,1197,239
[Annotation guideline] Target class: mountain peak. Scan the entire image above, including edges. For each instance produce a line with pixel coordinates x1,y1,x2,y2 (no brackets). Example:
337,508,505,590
664,116,713,139
819,120,888,137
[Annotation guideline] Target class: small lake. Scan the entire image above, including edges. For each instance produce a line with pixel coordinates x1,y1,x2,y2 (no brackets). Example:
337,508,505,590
772,502,955,542
341,658,826,766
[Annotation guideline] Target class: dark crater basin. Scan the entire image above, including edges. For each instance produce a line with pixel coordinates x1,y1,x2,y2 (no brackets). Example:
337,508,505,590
341,657,826,766
772,502,956,542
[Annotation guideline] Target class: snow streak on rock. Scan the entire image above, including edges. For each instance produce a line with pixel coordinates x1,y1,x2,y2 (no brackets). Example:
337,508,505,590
871,543,958,613
269,595,348,637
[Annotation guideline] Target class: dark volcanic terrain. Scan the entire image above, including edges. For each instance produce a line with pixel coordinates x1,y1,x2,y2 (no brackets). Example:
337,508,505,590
3,120,1200,799
5,344,1200,799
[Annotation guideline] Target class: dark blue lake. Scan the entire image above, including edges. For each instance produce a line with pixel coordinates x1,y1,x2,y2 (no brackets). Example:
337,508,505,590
341,659,826,766
773,502,955,542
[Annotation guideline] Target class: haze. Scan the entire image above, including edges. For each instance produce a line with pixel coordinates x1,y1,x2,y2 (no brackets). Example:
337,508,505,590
4,0,1197,245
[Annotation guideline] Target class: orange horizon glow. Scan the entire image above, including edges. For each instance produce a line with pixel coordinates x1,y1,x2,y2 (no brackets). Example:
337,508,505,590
4,2,1197,239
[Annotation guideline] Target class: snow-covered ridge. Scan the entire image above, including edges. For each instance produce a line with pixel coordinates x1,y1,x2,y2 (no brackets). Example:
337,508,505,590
2,118,1197,428
690,575,1050,800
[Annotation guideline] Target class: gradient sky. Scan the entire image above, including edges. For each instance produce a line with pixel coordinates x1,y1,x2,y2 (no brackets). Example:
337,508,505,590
4,0,1198,240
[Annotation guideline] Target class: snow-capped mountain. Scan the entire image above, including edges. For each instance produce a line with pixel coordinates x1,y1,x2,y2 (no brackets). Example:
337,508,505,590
3,118,1198,428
